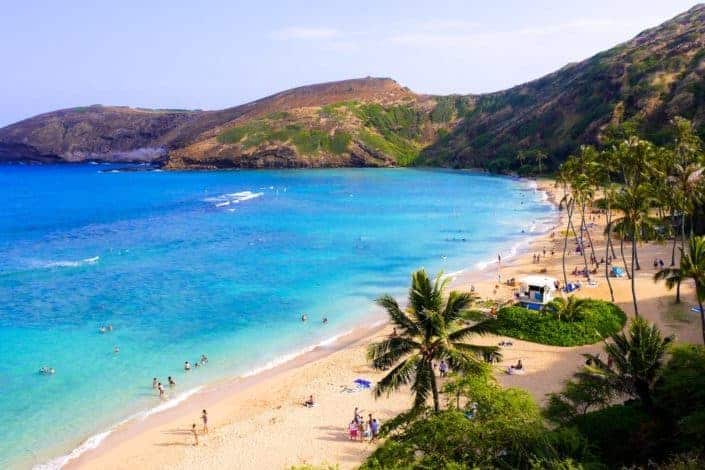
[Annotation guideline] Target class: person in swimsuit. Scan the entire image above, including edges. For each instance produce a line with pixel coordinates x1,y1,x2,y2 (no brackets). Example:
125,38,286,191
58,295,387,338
158,382,165,398
152,377,158,389
184,361,191,371
201,409,208,433
168,376,176,387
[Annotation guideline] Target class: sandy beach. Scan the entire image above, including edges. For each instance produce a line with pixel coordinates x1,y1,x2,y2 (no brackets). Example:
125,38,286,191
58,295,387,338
66,179,701,470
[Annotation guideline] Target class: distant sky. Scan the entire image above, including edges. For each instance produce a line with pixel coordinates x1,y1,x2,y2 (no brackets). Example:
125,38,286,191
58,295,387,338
0,0,699,126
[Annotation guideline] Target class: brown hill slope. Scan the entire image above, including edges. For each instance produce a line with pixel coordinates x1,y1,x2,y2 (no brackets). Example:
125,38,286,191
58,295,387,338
3,5,705,170
0,77,460,168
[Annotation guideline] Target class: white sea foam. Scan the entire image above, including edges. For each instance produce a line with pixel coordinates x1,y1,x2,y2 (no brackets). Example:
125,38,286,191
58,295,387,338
241,330,354,378
204,190,264,208
41,256,100,268
34,386,203,469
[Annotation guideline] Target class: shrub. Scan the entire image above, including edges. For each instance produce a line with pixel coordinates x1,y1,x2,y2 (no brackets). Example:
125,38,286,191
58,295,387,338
490,301,626,346
571,404,657,466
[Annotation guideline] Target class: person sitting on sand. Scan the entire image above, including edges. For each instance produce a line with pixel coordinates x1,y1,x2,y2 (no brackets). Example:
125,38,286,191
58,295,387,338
191,423,198,446
184,361,191,371
507,359,524,375
304,395,315,407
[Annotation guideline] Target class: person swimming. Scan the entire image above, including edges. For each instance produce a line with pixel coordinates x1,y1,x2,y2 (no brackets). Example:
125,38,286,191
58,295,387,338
322,317,328,324
184,361,191,371
200,354,208,365
301,314,308,322
113,346,120,354
99,326,107,334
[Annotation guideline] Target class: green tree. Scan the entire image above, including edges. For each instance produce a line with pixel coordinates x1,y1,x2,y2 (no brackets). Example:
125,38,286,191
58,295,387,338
654,236,705,344
368,269,498,411
535,150,548,174
542,296,591,322
579,317,673,410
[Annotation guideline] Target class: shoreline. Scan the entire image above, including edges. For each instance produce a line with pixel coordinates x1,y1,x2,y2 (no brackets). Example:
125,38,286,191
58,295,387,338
46,177,558,470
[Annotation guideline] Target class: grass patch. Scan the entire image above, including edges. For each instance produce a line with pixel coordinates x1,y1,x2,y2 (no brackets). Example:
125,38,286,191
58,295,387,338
355,103,425,140
216,121,351,155
358,130,420,165
490,300,626,346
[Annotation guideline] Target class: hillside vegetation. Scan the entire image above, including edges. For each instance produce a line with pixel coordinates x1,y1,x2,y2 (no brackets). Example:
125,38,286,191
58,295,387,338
420,4,705,172
2,5,705,170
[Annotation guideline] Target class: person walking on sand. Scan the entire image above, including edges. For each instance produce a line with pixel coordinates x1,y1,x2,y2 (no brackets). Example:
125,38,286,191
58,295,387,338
191,423,199,446
439,359,448,377
201,409,208,433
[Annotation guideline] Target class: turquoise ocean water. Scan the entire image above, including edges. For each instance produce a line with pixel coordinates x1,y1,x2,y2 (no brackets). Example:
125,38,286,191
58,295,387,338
0,164,553,468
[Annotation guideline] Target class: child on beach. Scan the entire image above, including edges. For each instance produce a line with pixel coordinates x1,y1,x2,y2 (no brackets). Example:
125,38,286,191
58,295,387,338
191,423,198,446
348,420,358,440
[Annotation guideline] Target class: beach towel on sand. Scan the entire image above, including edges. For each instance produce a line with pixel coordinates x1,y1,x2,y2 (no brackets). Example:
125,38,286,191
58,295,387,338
354,378,372,389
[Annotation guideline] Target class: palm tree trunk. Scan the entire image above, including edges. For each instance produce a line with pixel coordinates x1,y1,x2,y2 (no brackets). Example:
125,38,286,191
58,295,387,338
578,206,591,282
698,300,705,345
620,237,631,279
430,370,440,412
671,212,677,266
583,204,597,265
605,218,615,302
634,236,641,271
697,282,705,345
631,234,639,317
677,215,686,301
562,203,573,288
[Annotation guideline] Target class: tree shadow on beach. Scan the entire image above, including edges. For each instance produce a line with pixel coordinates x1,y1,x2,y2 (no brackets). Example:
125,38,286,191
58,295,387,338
153,428,197,447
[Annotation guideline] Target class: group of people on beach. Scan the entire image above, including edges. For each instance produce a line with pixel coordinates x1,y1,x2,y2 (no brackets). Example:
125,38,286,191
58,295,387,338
150,355,208,400
190,409,208,446
348,407,380,442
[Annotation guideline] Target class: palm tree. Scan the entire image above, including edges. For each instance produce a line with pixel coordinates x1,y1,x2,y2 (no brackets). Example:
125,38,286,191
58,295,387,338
516,151,528,169
368,270,499,411
579,317,673,410
542,296,590,322
654,236,705,344
535,150,548,175
611,184,658,316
